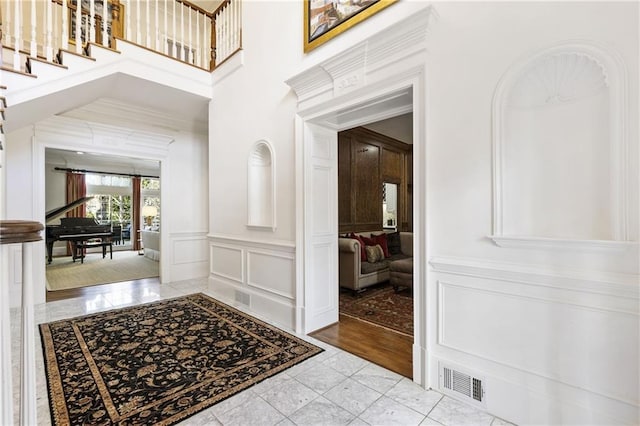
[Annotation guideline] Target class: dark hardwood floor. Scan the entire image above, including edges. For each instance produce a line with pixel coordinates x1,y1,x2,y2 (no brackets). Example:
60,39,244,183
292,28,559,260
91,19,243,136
310,314,413,378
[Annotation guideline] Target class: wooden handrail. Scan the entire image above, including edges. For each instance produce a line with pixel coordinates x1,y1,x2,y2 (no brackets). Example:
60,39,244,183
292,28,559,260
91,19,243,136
212,0,232,17
0,221,43,245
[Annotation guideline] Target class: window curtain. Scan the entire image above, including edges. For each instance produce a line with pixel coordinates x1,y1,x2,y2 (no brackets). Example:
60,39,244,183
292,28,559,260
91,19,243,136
132,176,142,251
65,172,86,255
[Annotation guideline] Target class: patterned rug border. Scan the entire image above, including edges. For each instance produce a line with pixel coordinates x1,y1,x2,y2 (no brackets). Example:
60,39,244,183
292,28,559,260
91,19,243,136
40,293,324,426
339,312,413,338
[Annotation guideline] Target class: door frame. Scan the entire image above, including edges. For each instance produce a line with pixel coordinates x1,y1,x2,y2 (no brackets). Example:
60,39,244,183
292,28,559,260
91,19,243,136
295,69,429,386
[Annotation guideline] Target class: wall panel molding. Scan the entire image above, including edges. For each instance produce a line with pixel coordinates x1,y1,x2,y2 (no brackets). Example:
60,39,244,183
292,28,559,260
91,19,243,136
437,279,639,408
430,256,639,301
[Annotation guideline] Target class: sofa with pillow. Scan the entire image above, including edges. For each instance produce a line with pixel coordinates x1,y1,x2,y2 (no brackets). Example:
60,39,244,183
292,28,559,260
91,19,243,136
338,231,413,292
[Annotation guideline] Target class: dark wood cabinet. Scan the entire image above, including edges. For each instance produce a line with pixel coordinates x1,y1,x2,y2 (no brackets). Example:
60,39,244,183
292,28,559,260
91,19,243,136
338,127,412,233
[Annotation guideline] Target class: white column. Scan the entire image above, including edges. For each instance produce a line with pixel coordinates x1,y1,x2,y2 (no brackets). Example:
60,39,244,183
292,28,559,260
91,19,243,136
20,243,36,426
0,245,14,426
75,0,82,53
29,0,36,57
13,0,21,70
62,0,69,49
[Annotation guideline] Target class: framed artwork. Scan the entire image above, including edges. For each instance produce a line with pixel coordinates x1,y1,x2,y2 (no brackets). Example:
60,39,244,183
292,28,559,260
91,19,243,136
304,0,397,53
69,0,124,48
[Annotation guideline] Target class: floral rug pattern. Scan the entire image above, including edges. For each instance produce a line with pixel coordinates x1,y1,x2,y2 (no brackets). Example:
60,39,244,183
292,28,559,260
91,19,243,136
339,284,413,336
40,293,322,425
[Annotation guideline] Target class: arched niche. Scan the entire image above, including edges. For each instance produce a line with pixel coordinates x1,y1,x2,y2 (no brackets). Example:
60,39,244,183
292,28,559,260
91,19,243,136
247,140,276,231
491,41,630,248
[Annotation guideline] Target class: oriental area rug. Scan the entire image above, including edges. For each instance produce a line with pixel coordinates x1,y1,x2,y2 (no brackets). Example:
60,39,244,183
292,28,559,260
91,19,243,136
40,293,322,425
339,284,413,337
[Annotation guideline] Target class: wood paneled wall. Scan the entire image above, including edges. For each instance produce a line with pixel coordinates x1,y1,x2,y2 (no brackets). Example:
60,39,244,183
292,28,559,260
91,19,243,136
338,127,413,233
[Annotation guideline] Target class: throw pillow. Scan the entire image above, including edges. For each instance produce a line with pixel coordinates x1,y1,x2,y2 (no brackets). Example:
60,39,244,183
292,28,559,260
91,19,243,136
348,233,367,261
365,244,385,263
370,233,390,258
387,231,402,255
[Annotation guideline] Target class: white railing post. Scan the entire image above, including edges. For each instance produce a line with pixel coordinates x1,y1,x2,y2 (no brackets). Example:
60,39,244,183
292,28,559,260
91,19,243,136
196,11,200,67
4,0,12,48
13,0,21,70
62,0,69,49
75,0,81,53
0,246,14,426
46,0,53,61
29,0,36,57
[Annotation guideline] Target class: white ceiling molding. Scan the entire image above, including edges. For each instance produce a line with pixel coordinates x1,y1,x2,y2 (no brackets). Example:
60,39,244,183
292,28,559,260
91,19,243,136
34,115,174,160
286,6,437,110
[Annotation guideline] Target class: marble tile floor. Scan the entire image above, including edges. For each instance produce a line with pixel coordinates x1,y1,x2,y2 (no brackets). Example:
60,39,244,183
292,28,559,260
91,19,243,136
10,278,515,426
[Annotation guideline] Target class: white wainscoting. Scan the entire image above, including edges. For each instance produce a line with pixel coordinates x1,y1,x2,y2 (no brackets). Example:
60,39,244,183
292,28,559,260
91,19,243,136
429,256,640,425
208,234,296,331
169,232,209,281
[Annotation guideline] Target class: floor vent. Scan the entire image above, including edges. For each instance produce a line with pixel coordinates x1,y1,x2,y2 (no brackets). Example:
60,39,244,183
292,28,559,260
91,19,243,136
234,290,250,306
440,364,485,406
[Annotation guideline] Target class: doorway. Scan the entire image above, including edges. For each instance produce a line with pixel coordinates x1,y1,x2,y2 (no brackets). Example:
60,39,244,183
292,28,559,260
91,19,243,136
44,148,161,298
296,79,428,386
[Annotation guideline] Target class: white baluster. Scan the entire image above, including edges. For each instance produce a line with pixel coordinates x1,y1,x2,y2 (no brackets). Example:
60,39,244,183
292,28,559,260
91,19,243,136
13,0,21,70
180,2,184,61
164,0,168,54
75,0,81,53
29,0,36,57
188,7,192,64
215,10,220,66
46,0,53,60
20,243,36,426
122,0,130,42
102,0,108,47
195,11,200,67
135,0,141,44
172,0,176,58
4,0,12,48
89,0,95,43
155,0,159,51
62,0,69,50
145,0,150,47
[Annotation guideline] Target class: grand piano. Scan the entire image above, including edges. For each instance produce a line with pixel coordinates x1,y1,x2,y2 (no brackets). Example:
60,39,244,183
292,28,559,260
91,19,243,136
45,196,114,263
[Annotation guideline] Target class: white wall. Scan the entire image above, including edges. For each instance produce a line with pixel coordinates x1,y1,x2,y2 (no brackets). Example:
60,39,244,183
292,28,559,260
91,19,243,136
208,1,639,425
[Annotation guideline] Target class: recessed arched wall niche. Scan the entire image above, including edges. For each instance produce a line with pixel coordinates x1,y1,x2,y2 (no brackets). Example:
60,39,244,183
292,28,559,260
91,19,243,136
491,41,630,248
247,140,276,231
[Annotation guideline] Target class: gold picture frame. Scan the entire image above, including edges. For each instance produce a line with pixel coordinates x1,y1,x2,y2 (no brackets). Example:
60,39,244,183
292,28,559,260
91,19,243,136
304,0,398,53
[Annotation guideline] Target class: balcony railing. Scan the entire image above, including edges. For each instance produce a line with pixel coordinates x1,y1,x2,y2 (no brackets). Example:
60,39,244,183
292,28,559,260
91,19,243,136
0,0,241,72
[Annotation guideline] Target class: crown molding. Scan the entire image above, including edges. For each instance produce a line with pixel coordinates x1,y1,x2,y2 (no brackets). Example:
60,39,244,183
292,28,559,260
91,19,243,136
286,6,436,105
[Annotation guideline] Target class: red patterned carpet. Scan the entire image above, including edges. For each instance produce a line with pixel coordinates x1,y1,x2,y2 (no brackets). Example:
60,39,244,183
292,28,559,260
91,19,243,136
339,283,413,336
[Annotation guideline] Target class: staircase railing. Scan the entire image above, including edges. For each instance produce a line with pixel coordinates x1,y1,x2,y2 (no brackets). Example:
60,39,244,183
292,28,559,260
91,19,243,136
0,0,241,73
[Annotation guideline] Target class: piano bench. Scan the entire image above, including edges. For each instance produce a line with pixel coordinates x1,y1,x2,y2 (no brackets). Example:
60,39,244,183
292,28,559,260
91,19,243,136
73,241,113,264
